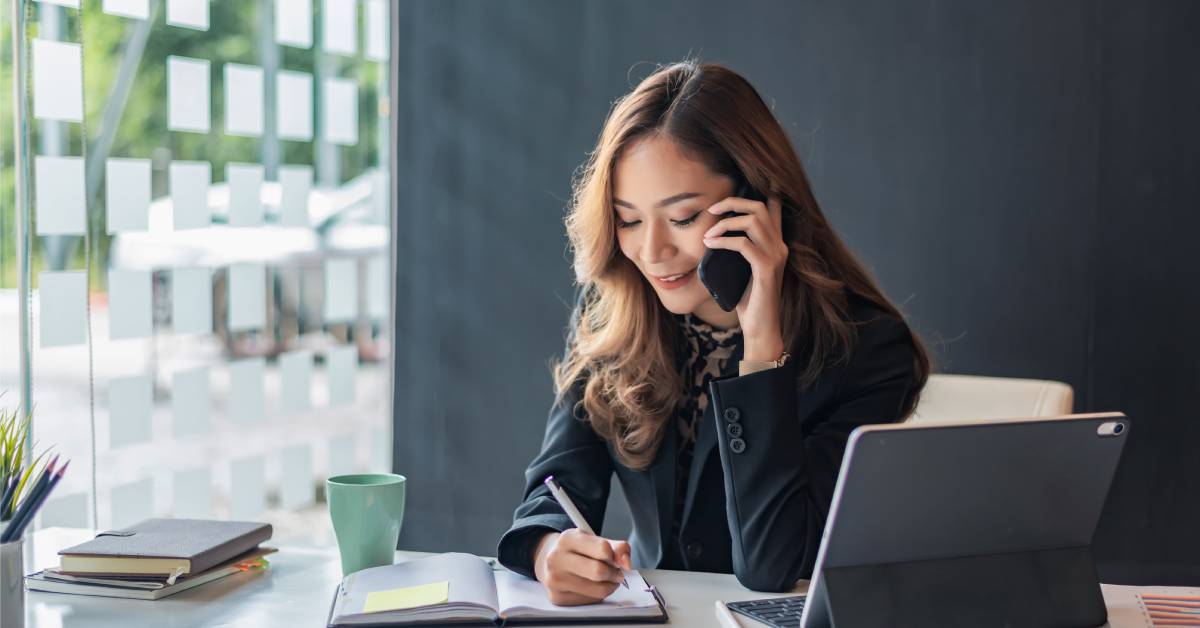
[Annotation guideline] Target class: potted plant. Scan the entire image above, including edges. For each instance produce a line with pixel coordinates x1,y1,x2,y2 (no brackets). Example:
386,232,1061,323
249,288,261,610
0,404,53,527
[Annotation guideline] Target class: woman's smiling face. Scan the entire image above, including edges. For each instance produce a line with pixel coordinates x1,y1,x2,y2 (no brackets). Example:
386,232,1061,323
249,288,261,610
612,134,738,326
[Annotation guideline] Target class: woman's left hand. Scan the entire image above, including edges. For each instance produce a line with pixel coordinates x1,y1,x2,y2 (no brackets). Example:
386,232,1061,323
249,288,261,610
702,195,789,362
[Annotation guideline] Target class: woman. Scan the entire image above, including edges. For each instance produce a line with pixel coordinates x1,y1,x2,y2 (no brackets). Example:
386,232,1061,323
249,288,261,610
496,60,930,603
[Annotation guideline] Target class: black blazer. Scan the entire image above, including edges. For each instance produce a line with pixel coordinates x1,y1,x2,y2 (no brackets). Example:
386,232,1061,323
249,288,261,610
497,292,921,592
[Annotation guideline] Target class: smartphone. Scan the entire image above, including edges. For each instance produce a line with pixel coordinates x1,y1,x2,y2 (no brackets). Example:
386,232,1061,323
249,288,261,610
698,179,763,312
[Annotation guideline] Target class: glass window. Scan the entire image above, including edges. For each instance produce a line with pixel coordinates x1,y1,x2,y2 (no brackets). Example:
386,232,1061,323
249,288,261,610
0,0,393,545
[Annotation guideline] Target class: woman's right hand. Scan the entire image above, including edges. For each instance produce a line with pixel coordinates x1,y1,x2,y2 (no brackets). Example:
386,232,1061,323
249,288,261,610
532,529,633,606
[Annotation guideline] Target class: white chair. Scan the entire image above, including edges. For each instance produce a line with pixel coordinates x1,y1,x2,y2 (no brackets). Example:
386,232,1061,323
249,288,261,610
908,373,1074,422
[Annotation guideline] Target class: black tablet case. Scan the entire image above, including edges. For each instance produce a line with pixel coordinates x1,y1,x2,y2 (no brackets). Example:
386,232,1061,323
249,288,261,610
806,414,1127,628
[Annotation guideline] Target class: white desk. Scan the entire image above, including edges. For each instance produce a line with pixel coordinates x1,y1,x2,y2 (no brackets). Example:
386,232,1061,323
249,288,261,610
17,528,1178,627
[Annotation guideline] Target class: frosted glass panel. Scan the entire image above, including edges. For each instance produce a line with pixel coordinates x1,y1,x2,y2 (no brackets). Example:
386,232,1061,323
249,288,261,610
225,63,265,137
111,478,155,528
167,56,211,132
172,268,213,335
172,366,211,438
372,168,388,224
227,163,265,227
277,71,313,141
322,78,358,146
38,271,87,348
35,156,86,236
279,165,312,227
322,0,357,55
327,345,357,406
106,158,152,233
367,255,388,319
39,493,90,529
173,468,214,519
230,456,266,519
275,0,313,48
365,0,389,61
280,350,313,415
167,0,209,30
228,263,266,331
33,39,83,122
170,160,212,229
109,374,153,448
280,445,315,509
372,428,389,472
329,433,357,476
229,358,266,425
324,258,357,323
103,0,150,19
108,269,153,340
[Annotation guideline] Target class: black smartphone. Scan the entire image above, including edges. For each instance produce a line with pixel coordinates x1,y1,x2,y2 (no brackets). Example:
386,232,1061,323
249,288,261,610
698,179,763,312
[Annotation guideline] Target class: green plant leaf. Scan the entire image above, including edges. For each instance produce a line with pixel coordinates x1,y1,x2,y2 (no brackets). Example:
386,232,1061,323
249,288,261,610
8,449,52,518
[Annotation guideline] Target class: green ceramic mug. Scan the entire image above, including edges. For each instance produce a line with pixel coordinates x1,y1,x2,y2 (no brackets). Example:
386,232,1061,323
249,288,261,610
327,473,406,576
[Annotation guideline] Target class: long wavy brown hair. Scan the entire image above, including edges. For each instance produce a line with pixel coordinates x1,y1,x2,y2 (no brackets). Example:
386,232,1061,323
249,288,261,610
554,60,930,470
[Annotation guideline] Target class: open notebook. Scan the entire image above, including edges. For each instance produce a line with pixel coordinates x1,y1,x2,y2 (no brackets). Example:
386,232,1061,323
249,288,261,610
326,553,667,626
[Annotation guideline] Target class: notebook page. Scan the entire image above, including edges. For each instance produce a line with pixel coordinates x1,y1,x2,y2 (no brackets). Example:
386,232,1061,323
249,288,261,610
330,553,499,625
496,569,663,620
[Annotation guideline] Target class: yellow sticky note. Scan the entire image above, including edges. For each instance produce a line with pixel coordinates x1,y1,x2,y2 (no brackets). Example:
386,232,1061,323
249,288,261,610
363,581,450,613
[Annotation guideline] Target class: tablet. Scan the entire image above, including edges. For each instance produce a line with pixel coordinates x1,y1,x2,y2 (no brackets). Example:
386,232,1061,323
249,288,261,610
800,412,1129,628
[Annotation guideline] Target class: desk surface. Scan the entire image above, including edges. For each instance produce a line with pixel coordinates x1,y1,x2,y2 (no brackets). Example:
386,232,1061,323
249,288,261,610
17,528,1179,627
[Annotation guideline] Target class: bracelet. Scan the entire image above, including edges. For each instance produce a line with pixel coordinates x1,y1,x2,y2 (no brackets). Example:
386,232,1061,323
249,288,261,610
768,351,790,368
738,351,790,376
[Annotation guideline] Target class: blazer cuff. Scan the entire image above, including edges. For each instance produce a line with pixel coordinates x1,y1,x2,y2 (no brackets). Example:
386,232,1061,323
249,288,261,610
496,514,574,578
709,361,803,458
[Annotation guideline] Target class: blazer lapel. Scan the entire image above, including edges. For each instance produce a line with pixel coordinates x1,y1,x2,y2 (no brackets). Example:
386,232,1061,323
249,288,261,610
647,318,691,563
679,336,744,529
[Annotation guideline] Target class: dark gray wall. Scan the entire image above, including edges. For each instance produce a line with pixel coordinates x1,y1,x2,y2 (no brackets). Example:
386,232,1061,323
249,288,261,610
391,0,1200,584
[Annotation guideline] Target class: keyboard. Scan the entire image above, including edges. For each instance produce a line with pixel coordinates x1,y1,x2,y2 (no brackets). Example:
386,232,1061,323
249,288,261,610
726,595,807,627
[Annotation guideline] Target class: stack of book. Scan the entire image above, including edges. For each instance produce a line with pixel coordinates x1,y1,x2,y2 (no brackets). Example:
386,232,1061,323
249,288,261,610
26,518,275,600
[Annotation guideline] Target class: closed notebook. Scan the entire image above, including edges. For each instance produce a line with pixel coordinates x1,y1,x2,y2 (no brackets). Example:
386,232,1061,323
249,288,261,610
27,547,276,600
326,553,668,627
58,518,273,577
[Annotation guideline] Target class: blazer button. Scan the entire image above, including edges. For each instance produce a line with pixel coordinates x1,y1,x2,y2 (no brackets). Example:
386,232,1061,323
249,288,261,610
729,437,746,453
726,423,743,438
686,541,704,559
723,407,741,423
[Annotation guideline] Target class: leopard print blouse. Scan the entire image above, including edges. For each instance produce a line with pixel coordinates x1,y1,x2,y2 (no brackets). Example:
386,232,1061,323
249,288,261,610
670,312,742,540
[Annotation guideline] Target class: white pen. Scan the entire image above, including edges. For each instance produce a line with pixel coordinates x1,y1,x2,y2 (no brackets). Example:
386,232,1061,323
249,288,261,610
543,475,629,588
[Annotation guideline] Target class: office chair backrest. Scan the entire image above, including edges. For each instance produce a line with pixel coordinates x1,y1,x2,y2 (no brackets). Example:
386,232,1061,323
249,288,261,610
908,373,1073,422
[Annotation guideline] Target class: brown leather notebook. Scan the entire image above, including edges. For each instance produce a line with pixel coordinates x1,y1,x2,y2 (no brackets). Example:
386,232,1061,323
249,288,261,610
57,518,273,577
